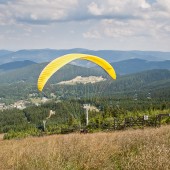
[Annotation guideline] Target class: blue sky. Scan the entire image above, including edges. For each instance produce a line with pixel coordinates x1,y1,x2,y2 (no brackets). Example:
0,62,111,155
0,0,170,51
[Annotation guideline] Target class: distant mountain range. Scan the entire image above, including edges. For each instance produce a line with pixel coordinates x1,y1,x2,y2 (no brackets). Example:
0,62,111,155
0,49,169,103
0,49,170,65
0,50,169,101
0,58,169,77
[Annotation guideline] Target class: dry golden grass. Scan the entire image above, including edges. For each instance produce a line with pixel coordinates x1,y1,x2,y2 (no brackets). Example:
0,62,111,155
0,133,4,141
0,126,170,170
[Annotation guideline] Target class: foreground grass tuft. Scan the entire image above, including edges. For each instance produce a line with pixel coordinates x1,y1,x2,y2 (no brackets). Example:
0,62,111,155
0,126,170,170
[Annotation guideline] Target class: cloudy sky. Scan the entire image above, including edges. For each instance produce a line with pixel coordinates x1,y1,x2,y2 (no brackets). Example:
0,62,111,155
0,0,170,51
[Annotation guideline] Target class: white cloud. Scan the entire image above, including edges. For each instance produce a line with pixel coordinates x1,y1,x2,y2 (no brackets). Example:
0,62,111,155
0,0,78,25
154,0,170,11
88,2,104,16
0,0,169,25
87,0,151,20
83,16,170,42
82,0,170,42
0,0,170,51
83,30,101,39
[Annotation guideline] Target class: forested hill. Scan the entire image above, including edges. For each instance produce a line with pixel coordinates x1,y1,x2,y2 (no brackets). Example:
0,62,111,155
0,58,170,84
0,60,36,71
107,69,170,93
111,59,170,75
0,59,169,89
58,69,170,99
0,62,105,84
0,69,169,103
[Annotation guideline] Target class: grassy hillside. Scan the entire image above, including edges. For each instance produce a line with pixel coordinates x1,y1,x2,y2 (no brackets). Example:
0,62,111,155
0,125,169,170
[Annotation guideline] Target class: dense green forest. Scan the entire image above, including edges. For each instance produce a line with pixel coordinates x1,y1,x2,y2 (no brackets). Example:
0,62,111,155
1,95,170,139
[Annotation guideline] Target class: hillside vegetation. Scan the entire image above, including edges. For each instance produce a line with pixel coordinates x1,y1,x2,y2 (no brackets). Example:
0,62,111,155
1,97,169,139
0,125,169,170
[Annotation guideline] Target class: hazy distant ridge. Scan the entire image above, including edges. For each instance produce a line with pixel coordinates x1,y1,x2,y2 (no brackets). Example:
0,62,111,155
0,49,170,65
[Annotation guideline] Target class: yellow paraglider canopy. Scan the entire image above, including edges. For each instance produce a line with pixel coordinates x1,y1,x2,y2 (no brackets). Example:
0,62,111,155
38,53,116,91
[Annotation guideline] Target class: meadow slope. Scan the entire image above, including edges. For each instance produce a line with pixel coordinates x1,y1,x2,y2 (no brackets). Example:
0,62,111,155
0,126,170,170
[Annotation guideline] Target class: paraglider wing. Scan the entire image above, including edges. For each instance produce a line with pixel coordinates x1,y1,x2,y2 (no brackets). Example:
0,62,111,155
38,53,116,91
